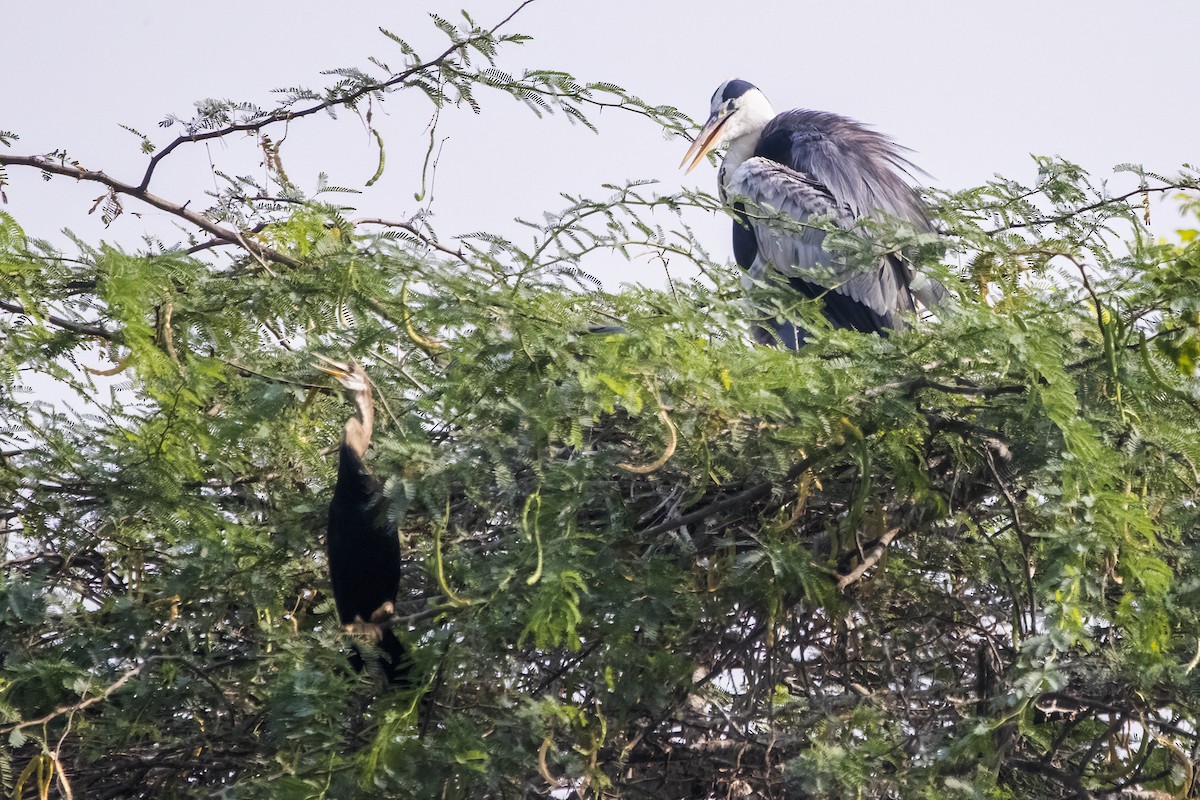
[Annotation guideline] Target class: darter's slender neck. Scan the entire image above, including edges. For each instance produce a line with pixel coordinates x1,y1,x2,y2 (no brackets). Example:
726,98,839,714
343,385,374,457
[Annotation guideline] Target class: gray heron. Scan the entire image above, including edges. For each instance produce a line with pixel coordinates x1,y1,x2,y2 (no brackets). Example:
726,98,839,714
316,356,409,685
681,79,945,348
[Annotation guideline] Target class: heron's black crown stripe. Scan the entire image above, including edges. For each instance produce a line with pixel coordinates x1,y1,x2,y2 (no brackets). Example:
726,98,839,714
720,79,757,101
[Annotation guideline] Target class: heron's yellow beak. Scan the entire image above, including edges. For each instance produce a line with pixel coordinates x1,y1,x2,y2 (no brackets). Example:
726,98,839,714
679,111,729,174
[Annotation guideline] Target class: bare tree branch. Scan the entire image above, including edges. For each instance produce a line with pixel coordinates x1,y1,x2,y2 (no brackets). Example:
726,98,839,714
0,660,148,736
0,296,116,340
0,155,301,268
353,218,468,262
986,183,1194,233
134,1,539,192
836,527,901,591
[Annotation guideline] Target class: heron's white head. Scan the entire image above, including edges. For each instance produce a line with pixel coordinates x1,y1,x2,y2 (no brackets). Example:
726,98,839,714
680,79,775,174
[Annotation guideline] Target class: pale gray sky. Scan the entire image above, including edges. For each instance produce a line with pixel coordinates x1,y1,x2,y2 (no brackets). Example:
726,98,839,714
3,1,1197,287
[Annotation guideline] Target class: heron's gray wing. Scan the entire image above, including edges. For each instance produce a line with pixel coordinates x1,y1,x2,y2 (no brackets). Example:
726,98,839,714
759,110,932,228
909,272,952,311
757,111,949,312
726,157,911,331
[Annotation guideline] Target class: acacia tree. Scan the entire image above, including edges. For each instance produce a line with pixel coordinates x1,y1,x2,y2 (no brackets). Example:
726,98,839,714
3,6,1200,799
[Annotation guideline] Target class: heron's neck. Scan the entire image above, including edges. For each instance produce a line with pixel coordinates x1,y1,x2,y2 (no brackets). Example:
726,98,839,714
719,95,775,191
343,389,374,458
720,133,762,190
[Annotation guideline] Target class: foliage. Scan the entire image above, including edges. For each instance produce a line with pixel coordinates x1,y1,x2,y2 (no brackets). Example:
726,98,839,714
3,7,1200,799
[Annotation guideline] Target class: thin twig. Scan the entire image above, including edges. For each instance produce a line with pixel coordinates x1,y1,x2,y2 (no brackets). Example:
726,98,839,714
215,356,333,392
618,389,677,474
0,297,116,341
0,661,148,735
133,1,538,191
352,218,467,263
0,155,300,269
185,223,269,256
864,375,1025,399
981,445,1037,635
636,451,826,538
836,527,901,591
986,183,1192,234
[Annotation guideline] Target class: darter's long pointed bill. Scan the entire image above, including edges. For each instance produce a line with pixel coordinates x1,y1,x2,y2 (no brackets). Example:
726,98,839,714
313,353,351,380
